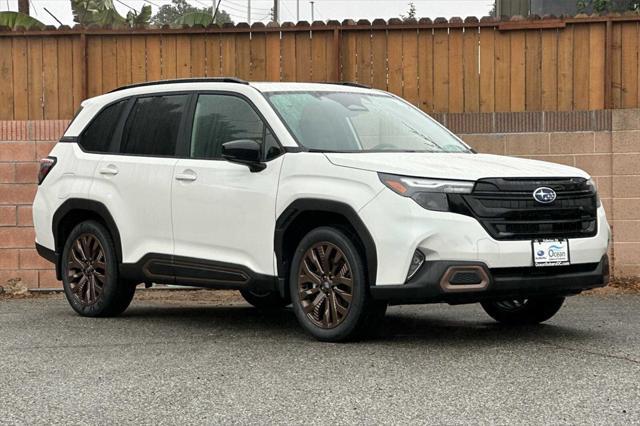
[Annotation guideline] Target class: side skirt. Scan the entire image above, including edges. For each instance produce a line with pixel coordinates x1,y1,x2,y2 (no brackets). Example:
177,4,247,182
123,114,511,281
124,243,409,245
119,253,278,293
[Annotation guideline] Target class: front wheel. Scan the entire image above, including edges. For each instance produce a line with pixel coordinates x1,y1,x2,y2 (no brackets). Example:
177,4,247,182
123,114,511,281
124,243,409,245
481,296,565,325
61,220,136,317
289,226,386,342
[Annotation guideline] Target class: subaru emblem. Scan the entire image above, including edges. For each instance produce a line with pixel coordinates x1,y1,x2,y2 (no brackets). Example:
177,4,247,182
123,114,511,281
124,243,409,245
533,187,557,204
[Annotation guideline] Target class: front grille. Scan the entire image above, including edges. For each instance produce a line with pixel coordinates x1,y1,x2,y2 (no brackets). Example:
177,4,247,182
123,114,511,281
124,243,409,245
452,177,598,241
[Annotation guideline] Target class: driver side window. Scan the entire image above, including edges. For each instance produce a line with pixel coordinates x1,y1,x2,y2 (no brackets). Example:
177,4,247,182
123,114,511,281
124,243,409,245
190,94,273,160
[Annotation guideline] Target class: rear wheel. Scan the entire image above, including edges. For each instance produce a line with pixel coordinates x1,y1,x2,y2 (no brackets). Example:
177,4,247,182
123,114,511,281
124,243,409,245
481,296,565,325
240,288,288,309
289,226,386,342
61,220,135,317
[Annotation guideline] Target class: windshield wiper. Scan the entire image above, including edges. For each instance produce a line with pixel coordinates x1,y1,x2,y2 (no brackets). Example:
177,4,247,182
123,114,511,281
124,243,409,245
399,120,445,151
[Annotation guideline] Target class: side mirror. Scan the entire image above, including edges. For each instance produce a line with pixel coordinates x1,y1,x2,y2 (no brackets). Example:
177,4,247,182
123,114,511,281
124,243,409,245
221,139,266,172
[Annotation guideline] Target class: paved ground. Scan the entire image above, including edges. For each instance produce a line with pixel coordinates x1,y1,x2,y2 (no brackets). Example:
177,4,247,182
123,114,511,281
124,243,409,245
1,292,639,425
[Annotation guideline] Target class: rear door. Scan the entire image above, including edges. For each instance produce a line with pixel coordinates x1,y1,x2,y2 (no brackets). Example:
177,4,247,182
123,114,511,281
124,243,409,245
171,93,284,282
90,93,191,266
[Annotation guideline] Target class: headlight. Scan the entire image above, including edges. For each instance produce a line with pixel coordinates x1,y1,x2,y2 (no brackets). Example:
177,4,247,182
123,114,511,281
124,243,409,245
378,173,475,212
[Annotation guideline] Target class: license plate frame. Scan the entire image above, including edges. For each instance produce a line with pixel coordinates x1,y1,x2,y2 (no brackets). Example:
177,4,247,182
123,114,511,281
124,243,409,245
532,239,570,267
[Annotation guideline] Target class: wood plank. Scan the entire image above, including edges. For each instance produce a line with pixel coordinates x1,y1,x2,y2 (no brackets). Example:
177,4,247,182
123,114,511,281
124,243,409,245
402,29,419,106
204,34,221,77
341,30,357,83
0,38,14,119
220,34,236,78
27,37,43,120
146,35,161,81
418,28,434,112
311,30,328,82
463,26,480,112
235,34,251,80
371,30,387,90
101,36,118,93
71,35,84,111
448,28,464,112
131,36,146,83
494,30,511,112
589,23,605,110
525,30,542,111
176,35,191,78
161,35,177,79
12,37,28,120
557,25,574,111
573,24,591,111
116,36,132,88
264,32,280,81
621,22,638,108
86,36,102,98
250,33,266,81
42,37,59,119
356,29,372,85
326,30,339,82
479,26,495,113
541,29,558,111
57,37,74,118
295,30,311,81
281,32,296,81
387,29,403,96
190,34,205,77
509,30,525,112
611,22,622,108
432,28,449,112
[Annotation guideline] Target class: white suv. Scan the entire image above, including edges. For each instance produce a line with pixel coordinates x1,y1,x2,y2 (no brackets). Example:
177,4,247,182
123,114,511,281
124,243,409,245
33,79,610,341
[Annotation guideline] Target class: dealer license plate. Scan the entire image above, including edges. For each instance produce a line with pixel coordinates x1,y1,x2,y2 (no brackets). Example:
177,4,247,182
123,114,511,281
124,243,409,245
532,239,570,267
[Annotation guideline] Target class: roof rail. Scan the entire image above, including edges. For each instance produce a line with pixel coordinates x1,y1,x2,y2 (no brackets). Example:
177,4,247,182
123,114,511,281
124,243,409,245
330,82,371,89
108,77,249,93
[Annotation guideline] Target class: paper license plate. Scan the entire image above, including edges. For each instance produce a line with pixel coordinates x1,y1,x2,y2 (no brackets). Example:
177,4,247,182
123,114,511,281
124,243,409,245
532,239,570,267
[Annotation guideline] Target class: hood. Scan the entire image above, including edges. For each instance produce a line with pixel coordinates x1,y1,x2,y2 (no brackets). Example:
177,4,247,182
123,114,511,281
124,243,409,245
324,152,589,181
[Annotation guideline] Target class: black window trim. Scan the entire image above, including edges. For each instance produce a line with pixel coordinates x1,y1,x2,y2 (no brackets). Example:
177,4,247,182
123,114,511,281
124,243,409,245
182,90,285,163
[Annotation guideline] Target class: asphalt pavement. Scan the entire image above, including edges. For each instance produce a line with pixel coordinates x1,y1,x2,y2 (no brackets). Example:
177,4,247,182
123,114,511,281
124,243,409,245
1,292,639,425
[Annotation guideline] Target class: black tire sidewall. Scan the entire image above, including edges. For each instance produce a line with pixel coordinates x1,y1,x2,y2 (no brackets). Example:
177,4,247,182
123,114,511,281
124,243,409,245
61,220,121,317
240,289,288,309
481,296,565,325
289,226,367,342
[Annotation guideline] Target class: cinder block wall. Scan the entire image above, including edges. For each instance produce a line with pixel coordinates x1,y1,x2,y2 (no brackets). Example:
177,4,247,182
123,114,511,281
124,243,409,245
0,111,638,289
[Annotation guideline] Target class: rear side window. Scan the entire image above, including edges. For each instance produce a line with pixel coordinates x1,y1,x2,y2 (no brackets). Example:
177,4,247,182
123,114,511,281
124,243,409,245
80,100,127,153
120,95,189,156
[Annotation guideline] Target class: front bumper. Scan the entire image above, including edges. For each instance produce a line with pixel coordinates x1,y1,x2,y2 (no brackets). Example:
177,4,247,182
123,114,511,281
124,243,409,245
370,255,609,305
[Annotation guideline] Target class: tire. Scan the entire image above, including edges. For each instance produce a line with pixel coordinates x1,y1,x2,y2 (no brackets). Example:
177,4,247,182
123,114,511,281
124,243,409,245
240,288,288,309
481,296,565,325
61,220,135,317
289,226,386,342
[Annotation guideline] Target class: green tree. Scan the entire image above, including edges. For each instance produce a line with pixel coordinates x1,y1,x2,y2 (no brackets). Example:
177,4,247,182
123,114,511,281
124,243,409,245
71,0,151,27
0,11,45,29
151,0,232,26
577,0,640,12
400,1,417,21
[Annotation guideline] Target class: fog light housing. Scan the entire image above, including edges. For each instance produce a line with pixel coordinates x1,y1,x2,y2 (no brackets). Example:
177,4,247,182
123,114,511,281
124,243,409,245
406,250,425,282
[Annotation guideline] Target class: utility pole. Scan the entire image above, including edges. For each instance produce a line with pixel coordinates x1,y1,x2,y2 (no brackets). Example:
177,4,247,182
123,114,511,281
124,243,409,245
273,0,279,23
18,0,29,15
296,0,300,21
248,0,251,23
310,1,314,21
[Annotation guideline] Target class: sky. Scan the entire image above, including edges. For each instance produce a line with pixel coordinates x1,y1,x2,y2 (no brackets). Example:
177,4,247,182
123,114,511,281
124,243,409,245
3,0,494,27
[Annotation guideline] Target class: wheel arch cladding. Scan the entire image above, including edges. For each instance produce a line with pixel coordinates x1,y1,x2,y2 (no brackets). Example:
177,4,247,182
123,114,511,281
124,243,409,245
52,199,123,279
274,199,378,295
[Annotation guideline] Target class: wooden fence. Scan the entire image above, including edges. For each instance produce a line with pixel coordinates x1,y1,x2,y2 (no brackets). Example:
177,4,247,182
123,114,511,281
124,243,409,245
1,15,640,120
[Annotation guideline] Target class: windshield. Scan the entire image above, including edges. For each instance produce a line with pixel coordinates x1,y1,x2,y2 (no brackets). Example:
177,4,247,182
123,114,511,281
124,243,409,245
264,91,471,153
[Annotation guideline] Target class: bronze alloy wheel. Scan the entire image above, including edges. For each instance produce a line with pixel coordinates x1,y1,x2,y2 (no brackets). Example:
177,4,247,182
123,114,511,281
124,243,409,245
66,233,107,306
297,242,353,329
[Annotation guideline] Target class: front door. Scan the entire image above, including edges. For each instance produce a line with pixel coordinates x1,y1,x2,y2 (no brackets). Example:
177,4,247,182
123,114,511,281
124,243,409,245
171,93,284,283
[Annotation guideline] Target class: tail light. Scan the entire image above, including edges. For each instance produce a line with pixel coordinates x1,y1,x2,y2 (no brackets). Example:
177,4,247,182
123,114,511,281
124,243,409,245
38,157,57,185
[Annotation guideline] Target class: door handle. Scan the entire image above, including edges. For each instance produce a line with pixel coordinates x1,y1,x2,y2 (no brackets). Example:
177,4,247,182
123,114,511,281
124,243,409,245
99,165,119,176
175,170,197,182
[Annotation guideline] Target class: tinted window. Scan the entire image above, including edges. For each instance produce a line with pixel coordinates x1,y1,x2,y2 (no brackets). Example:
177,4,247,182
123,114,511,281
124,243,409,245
80,100,127,152
190,95,277,159
121,95,188,156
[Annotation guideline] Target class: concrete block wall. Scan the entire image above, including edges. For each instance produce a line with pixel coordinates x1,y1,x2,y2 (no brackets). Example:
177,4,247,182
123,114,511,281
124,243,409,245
0,112,638,289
